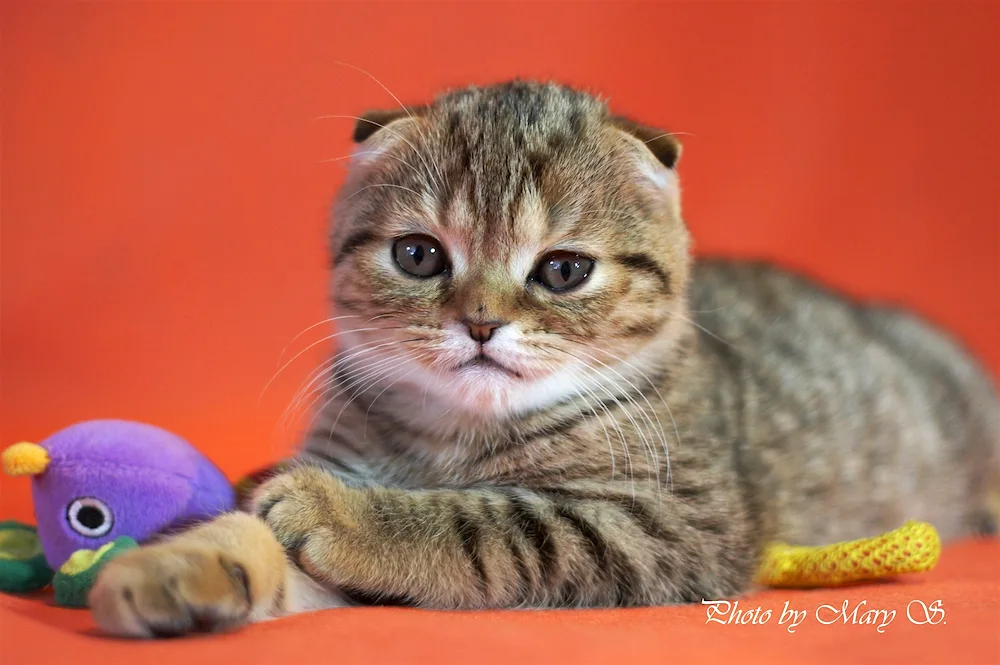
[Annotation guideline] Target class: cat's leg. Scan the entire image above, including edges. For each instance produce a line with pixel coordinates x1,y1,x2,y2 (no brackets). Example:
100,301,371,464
91,463,751,637
89,512,344,638
251,465,754,609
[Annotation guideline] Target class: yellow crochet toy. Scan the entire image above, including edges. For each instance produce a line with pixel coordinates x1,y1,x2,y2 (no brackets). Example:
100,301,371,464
754,520,941,588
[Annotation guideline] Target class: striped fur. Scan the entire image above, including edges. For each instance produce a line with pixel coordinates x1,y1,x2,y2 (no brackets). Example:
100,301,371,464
89,82,999,637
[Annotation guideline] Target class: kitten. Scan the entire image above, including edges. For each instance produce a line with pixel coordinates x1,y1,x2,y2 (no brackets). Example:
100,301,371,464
89,81,999,637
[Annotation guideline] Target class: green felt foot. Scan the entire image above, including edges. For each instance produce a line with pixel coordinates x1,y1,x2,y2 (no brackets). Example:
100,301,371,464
53,536,139,608
0,520,55,593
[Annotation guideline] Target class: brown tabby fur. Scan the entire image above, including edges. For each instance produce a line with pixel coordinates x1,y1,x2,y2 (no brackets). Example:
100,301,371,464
90,81,999,637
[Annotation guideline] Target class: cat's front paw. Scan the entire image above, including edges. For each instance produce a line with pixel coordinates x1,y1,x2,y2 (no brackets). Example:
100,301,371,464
251,466,355,576
89,545,252,638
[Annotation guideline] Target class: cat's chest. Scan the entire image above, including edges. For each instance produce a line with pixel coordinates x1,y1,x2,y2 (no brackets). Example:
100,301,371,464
317,431,528,491
374,446,517,489
310,394,597,488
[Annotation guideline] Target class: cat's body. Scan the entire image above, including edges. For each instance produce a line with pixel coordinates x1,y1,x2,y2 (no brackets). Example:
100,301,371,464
687,260,998,547
89,82,998,637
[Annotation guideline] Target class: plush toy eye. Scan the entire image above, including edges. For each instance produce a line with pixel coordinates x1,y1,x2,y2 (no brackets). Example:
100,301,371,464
66,498,113,538
534,251,595,291
392,234,448,278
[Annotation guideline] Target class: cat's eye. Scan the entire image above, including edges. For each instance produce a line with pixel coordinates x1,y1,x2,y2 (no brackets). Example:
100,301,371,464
392,234,448,278
534,251,595,292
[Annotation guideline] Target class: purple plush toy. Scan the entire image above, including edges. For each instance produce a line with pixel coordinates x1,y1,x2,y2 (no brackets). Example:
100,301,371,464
2,420,235,570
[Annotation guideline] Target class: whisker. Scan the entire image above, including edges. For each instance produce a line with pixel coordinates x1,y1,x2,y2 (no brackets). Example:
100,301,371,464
570,368,636,503
299,344,426,434
278,337,417,437
301,348,419,442
275,314,363,367
328,58,447,192
325,347,432,442
567,353,661,497
259,325,407,402
539,358,617,481
643,131,699,143
316,113,443,196
329,60,419,123
346,182,422,200
673,309,739,352
687,299,740,315
362,354,433,442
319,151,423,178
550,345,668,496
565,344,680,491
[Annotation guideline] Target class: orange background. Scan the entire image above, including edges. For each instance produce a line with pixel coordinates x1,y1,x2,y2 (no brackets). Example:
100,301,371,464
2,1,998,528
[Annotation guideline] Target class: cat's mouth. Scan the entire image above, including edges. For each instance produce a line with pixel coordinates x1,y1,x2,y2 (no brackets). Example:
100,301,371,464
454,353,522,378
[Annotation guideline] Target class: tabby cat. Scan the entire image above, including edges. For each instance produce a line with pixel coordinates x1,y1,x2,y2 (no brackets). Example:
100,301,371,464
90,81,999,637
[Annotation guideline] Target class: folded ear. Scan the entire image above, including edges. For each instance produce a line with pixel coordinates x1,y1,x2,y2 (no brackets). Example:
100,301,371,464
352,107,425,143
611,116,682,169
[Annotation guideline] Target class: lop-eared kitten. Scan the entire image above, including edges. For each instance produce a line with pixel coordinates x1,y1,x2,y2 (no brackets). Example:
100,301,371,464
90,82,999,637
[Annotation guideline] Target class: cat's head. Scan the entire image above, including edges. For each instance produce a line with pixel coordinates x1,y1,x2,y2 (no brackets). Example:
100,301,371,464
329,82,690,422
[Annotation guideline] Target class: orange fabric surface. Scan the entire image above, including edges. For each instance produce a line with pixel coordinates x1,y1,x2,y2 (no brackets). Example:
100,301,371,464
3,2,999,664
2,539,998,665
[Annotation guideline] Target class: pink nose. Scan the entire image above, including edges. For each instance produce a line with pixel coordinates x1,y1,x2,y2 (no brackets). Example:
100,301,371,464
462,319,503,343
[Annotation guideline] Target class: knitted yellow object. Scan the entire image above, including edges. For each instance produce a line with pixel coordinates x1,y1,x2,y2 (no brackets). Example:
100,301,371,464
755,520,941,588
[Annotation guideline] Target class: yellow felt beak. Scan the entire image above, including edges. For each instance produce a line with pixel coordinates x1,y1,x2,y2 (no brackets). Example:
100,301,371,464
2,442,50,477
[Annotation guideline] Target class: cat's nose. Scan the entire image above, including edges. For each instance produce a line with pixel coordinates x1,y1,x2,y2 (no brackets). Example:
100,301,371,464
462,319,504,343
